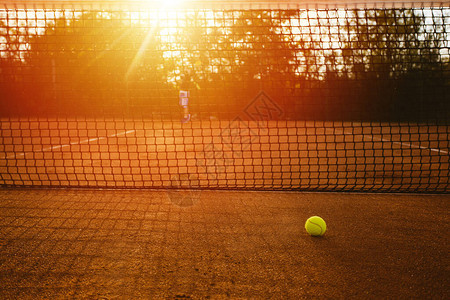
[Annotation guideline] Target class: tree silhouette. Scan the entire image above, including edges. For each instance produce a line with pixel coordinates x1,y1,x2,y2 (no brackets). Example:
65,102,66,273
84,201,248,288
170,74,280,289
322,8,448,121
166,10,305,119
11,11,173,116
0,8,448,120
0,19,29,115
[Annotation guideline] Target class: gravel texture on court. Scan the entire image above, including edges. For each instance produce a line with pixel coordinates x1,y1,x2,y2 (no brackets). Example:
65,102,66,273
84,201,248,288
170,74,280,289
0,189,448,299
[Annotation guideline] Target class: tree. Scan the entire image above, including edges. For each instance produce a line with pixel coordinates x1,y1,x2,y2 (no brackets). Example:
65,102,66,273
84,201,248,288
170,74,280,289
169,10,307,119
2,7,446,120
0,19,30,115
323,8,448,121
13,11,173,116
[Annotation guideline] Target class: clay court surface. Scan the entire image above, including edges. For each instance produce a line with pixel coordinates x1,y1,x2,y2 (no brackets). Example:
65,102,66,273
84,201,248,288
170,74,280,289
0,188,448,299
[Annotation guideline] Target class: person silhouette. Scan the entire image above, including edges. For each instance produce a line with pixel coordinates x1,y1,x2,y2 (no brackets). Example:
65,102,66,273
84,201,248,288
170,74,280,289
179,73,191,123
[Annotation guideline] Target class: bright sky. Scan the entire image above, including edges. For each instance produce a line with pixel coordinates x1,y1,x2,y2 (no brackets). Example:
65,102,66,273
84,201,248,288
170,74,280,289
145,0,186,8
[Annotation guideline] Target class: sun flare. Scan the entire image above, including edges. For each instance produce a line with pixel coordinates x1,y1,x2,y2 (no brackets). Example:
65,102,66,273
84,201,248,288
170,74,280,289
144,0,187,8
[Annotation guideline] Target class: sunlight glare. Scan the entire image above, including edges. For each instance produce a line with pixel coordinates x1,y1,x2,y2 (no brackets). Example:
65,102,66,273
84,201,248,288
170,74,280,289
146,0,186,8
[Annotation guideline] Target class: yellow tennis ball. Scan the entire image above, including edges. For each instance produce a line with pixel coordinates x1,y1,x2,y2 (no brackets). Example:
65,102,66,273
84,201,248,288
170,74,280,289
305,216,327,237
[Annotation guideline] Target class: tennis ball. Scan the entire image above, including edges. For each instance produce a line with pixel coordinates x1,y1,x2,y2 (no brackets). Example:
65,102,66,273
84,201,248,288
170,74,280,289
305,216,327,237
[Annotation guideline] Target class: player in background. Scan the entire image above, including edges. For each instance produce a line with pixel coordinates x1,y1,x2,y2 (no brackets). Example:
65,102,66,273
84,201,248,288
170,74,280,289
179,73,191,123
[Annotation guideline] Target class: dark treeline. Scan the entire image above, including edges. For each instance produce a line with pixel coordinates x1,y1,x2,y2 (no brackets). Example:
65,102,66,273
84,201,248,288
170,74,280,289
0,9,448,121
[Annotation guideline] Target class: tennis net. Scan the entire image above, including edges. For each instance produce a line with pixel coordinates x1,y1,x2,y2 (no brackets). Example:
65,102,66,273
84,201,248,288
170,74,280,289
0,1,449,192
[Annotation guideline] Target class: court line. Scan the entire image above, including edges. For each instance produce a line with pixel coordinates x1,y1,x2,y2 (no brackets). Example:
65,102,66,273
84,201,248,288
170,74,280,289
3,130,136,160
365,135,449,155
329,128,449,155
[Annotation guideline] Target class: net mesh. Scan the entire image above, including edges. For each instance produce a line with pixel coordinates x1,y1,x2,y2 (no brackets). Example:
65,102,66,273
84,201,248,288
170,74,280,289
0,1,449,192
